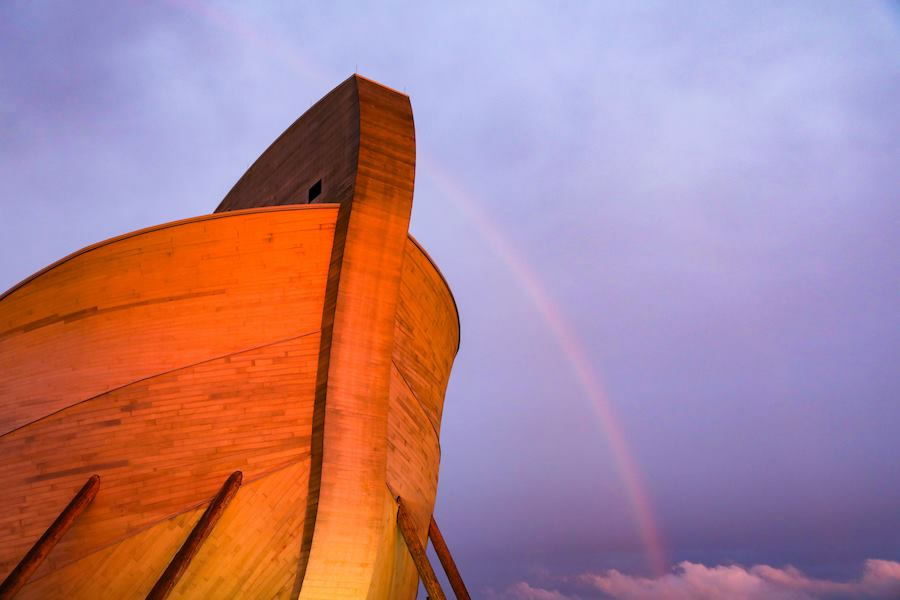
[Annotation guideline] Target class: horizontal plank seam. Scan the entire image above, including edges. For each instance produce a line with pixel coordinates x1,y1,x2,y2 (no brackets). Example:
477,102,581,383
0,328,321,440
0,289,228,341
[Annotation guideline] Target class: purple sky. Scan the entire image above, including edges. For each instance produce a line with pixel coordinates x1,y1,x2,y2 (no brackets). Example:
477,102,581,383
2,2,898,598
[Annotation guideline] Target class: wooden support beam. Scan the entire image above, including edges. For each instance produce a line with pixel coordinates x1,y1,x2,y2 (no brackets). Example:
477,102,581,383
0,474,100,600
145,471,242,600
429,516,471,600
396,498,446,600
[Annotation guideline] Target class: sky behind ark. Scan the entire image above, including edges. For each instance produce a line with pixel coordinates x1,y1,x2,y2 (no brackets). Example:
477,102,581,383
1,2,899,599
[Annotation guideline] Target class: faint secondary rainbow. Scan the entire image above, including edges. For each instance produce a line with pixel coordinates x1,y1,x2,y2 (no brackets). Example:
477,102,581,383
169,0,669,576
165,0,332,89
422,158,668,576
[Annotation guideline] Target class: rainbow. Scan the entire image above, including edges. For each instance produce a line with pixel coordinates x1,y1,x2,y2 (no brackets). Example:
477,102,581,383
423,158,668,576
165,0,670,577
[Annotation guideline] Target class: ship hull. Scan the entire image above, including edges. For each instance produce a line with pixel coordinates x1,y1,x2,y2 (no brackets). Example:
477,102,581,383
0,76,460,598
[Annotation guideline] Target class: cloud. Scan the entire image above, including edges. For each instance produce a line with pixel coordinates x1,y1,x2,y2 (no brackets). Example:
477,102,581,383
486,582,573,600
488,559,900,600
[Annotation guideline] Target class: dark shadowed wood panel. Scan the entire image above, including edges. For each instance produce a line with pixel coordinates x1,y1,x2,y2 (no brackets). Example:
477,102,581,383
0,206,337,436
215,77,360,212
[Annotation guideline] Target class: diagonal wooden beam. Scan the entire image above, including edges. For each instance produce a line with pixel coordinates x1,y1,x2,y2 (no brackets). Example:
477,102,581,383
429,516,471,600
0,474,101,600
396,497,446,600
145,470,242,600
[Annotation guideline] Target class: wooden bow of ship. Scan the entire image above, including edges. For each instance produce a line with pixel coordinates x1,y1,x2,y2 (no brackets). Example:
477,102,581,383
0,75,469,599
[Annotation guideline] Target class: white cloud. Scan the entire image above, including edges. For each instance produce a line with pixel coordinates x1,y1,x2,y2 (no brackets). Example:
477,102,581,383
486,582,573,600
580,562,812,600
487,559,900,600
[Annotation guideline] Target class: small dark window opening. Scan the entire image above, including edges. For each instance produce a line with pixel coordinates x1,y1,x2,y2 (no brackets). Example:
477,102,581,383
308,179,322,203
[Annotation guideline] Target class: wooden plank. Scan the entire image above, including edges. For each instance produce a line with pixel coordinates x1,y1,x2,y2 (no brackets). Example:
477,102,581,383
0,474,100,600
429,516,471,600
145,471,242,600
396,498,445,600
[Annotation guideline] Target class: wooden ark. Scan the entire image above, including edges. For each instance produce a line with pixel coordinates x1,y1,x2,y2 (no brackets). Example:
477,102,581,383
0,76,468,599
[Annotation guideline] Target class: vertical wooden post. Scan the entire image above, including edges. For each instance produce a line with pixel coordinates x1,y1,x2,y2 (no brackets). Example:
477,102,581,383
429,516,471,600
145,470,242,600
396,498,446,600
0,474,101,600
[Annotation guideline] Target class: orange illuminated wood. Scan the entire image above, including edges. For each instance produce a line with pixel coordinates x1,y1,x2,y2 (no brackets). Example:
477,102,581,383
0,475,99,600
382,239,459,597
166,460,311,599
17,507,205,599
0,206,337,436
301,76,418,599
16,461,310,599
0,75,461,598
0,334,318,577
394,238,460,436
146,471,242,600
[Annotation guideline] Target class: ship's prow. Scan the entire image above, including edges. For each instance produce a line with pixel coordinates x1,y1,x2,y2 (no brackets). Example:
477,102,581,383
0,76,464,599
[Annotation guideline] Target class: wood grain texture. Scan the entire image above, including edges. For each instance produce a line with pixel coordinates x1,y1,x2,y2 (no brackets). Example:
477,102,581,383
384,363,442,598
0,475,99,600
0,75,461,599
394,239,460,437
215,77,360,212
16,460,311,599
167,460,311,599
146,471,243,600
379,239,459,598
0,333,319,580
16,506,205,599
298,75,417,600
0,206,337,436
0,208,333,581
